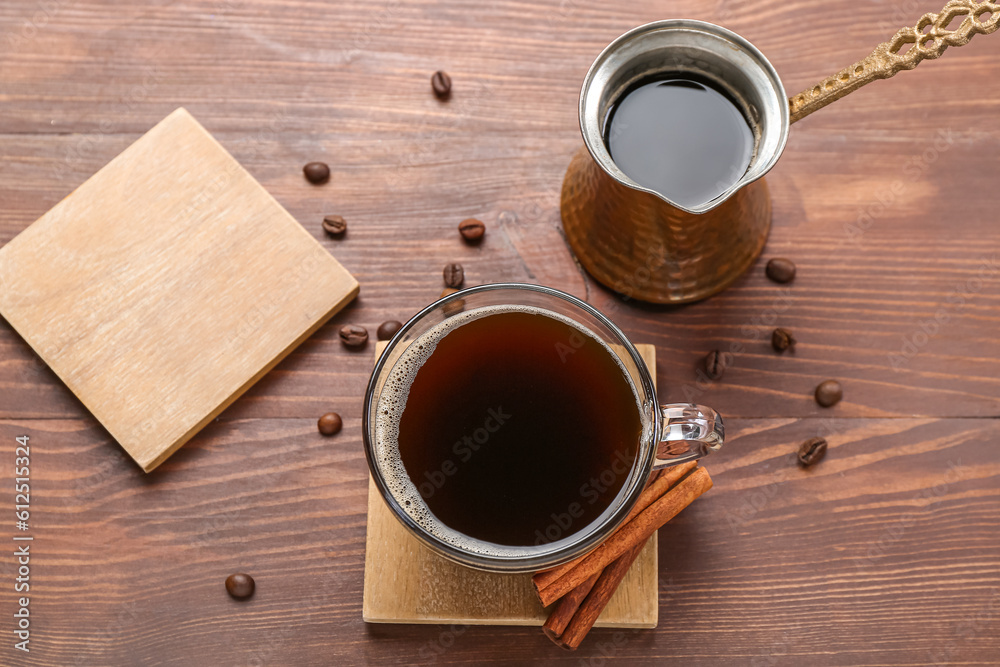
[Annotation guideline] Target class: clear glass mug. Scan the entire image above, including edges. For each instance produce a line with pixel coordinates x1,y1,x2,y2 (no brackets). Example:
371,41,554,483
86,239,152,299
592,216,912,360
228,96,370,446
363,283,724,572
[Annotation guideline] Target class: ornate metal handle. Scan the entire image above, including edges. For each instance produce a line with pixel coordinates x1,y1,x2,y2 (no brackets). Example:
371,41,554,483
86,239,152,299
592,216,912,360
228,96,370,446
790,0,999,123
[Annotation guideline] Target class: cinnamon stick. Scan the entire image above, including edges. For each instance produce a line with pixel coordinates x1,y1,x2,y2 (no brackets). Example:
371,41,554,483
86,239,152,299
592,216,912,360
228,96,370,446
532,460,697,595
541,572,599,641
552,541,646,650
537,466,713,608
539,475,667,639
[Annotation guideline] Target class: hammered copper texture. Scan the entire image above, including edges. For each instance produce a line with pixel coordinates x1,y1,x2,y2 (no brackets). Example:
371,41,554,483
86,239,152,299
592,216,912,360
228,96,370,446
561,146,771,304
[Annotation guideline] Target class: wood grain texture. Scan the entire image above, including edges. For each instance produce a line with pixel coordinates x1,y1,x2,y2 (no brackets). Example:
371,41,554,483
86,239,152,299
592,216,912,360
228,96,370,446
363,343,659,628
0,416,996,666
0,0,998,664
0,108,359,471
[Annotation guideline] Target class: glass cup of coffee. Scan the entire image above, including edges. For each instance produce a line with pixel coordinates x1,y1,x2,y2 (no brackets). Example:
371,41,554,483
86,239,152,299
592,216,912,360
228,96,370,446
363,283,724,572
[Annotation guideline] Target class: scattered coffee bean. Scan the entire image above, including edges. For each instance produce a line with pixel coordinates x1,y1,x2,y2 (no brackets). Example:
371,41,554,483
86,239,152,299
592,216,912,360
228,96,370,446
771,327,796,352
322,215,347,237
440,288,464,317
318,412,343,436
303,161,330,185
339,324,369,348
458,218,486,243
703,349,727,381
377,320,403,341
225,573,255,600
765,257,796,283
814,380,843,407
443,263,465,288
431,70,452,99
797,437,828,466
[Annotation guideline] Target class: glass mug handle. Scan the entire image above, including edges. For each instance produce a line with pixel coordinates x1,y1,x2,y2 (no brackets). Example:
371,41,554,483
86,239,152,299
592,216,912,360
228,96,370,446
654,404,725,468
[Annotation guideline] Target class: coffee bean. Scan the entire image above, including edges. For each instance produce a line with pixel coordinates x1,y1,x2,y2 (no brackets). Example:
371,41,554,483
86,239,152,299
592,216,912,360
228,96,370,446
814,380,843,407
443,263,465,288
225,573,255,600
771,327,796,352
765,257,796,283
377,320,403,341
339,324,369,348
440,288,464,317
797,437,828,466
322,215,347,237
318,412,343,436
431,70,452,99
303,162,330,185
458,218,485,243
703,349,727,381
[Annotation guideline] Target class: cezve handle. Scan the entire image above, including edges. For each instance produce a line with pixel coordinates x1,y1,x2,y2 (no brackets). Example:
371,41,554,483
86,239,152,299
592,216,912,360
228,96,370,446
790,0,999,123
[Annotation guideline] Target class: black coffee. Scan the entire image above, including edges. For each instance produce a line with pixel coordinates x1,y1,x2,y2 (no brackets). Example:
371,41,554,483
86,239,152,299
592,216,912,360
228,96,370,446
378,307,642,548
604,73,754,209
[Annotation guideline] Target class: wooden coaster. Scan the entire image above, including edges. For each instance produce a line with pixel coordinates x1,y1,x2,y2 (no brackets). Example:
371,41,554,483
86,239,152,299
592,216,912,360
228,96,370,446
0,108,358,471
363,342,658,627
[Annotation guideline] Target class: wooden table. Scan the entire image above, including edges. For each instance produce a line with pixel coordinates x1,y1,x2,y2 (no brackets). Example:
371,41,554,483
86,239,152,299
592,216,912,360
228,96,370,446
1,1,998,664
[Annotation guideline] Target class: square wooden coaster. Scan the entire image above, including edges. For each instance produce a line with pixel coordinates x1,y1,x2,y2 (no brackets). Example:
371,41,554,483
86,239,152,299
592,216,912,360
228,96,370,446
363,342,658,627
0,108,358,471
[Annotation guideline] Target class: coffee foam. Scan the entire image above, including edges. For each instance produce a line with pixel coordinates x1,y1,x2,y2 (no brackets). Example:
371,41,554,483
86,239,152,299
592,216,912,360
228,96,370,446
375,304,643,558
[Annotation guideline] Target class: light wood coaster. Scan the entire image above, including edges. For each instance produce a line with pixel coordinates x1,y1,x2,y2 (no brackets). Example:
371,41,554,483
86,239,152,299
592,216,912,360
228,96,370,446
363,342,658,627
0,108,359,471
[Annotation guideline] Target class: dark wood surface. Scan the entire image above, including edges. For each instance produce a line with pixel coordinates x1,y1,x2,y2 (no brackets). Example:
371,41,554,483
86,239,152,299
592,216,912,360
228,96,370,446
1,0,998,664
